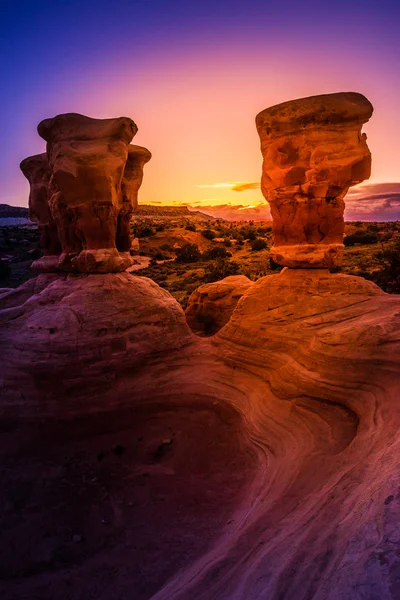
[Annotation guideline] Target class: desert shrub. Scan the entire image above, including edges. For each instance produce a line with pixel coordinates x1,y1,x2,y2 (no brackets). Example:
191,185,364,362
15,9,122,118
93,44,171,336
367,224,380,232
203,258,240,283
372,240,400,293
251,238,268,251
343,233,379,246
155,223,165,232
201,228,216,240
185,222,196,231
223,238,232,247
136,225,155,238
202,246,231,260
242,227,257,241
175,243,202,263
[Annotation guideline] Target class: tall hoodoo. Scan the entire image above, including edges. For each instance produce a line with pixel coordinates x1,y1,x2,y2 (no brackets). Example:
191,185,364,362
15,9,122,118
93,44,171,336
19,153,62,271
34,113,150,273
256,92,373,268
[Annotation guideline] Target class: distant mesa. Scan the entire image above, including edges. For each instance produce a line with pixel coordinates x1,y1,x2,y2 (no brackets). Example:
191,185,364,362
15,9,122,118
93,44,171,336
256,91,373,268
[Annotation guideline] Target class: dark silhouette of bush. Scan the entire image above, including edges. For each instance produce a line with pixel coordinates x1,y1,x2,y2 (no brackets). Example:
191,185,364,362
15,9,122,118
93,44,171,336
251,238,268,251
136,226,155,238
203,258,240,283
185,222,196,231
343,233,379,246
201,228,216,240
202,246,231,260
175,243,202,263
373,240,400,293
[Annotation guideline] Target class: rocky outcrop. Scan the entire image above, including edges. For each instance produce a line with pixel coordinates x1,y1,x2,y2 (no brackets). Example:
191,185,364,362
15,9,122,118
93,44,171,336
36,113,150,273
20,153,61,271
256,92,373,268
2,96,400,600
185,275,253,335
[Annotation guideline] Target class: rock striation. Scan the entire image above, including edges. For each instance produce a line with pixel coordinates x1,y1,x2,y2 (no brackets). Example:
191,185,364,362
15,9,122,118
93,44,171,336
20,153,61,271
256,92,373,268
2,95,400,600
185,275,253,335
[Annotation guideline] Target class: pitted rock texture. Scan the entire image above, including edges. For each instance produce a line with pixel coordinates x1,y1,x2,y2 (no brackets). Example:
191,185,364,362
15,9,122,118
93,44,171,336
256,92,373,268
36,113,150,273
19,153,61,271
185,275,253,335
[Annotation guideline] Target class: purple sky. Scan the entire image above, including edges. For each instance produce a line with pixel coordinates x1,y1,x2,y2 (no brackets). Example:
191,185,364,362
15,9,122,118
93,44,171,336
1,0,400,220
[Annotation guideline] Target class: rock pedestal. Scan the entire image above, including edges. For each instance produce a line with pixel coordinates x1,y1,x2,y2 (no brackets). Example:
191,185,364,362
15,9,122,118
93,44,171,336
256,92,373,268
19,153,61,271
36,113,150,273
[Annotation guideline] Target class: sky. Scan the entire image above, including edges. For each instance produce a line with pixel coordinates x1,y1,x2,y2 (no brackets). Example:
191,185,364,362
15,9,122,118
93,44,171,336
1,0,400,220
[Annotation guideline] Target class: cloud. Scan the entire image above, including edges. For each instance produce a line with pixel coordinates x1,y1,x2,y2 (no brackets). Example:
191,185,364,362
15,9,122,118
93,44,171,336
344,182,400,221
231,182,260,192
197,181,260,192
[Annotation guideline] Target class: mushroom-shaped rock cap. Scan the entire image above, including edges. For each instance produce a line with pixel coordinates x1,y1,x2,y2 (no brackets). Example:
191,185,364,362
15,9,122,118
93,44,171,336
127,144,152,164
37,113,138,145
256,92,373,136
20,153,51,179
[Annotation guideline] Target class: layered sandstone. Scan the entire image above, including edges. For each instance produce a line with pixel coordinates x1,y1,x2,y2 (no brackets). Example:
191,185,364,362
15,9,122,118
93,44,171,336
2,97,400,600
256,92,373,268
185,275,253,335
19,153,61,271
37,113,150,273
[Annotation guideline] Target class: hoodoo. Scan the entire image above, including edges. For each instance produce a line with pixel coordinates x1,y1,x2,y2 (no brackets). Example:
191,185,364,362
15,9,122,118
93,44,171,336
256,92,373,268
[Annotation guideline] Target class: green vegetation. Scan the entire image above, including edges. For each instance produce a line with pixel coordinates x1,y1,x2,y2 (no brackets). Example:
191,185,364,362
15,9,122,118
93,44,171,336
130,216,400,308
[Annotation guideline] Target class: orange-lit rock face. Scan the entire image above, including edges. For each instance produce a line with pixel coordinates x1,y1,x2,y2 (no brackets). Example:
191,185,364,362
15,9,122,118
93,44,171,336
37,113,149,273
117,145,152,252
256,92,373,268
19,153,62,271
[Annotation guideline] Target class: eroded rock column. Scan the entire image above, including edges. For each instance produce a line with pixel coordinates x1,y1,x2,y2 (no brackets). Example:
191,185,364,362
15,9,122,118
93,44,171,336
37,113,139,273
117,144,152,255
20,153,62,271
256,92,373,268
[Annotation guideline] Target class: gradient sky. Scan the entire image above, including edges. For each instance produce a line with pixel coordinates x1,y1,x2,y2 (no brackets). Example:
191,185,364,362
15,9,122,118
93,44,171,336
1,0,400,219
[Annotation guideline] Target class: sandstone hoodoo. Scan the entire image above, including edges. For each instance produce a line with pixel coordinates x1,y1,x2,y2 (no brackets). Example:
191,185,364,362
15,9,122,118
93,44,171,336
256,92,373,268
19,153,62,271
34,113,151,273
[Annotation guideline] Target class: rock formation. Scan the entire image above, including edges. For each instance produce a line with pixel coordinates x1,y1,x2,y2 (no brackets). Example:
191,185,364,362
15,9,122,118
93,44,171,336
117,145,152,254
185,275,253,335
2,96,400,600
256,92,373,268
19,153,61,271
37,113,150,273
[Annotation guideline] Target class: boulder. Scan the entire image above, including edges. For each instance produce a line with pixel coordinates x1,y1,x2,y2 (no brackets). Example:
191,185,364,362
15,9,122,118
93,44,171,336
185,275,253,335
